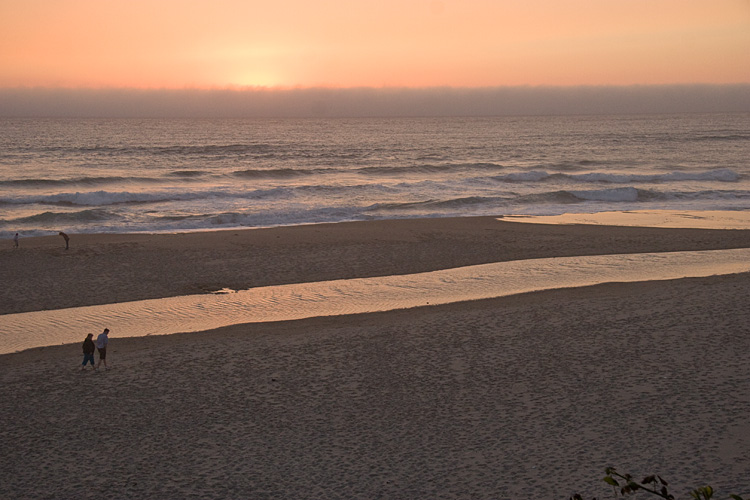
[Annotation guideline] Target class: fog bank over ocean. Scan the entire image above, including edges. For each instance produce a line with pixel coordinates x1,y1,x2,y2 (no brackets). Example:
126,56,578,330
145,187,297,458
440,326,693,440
2,84,749,118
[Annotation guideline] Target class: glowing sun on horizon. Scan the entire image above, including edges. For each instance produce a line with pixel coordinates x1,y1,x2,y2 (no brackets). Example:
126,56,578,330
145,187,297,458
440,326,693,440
230,69,284,89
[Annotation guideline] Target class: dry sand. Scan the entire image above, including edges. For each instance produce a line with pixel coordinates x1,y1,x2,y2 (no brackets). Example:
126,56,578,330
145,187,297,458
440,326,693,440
1,217,750,499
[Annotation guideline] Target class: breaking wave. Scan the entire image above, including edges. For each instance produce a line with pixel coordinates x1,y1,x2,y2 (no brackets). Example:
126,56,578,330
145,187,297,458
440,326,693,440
11,209,118,224
357,162,505,176
0,189,278,206
496,168,740,184
0,176,161,187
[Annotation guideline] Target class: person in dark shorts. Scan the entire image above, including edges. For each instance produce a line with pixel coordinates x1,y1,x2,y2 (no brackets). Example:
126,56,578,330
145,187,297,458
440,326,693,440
95,328,110,370
81,333,95,371
59,231,70,250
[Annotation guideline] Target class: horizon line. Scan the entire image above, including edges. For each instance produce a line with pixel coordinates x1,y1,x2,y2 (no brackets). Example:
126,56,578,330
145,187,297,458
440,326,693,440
3,82,750,91
2,84,749,118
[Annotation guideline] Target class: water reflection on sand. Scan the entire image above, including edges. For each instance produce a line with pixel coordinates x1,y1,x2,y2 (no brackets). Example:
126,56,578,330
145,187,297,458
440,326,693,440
1,248,749,354
502,210,750,229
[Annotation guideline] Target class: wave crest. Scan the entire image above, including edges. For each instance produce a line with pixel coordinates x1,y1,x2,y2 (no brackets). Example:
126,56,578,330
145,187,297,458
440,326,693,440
495,168,740,184
12,209,117,224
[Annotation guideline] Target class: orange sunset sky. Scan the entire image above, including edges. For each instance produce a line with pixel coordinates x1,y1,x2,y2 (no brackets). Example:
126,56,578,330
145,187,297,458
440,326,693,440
1,0,749,90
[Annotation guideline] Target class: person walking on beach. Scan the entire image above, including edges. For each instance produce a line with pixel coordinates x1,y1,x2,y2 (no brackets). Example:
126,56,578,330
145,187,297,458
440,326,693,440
95,328,110,370
59,231,69,250
13,233,19,248
81,333,96,371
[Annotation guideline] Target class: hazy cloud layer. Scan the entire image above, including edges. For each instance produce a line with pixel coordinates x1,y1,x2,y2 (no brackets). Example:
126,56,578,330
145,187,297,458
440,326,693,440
1,85,749,118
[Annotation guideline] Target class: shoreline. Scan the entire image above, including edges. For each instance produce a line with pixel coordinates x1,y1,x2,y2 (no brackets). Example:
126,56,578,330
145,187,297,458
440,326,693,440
501,209,750,230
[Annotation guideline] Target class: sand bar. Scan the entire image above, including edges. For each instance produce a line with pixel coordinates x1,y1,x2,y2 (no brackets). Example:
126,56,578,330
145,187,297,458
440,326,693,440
2,215,750,499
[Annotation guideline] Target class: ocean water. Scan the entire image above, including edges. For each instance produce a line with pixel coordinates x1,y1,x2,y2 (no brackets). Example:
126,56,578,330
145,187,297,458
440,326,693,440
1,113,749,238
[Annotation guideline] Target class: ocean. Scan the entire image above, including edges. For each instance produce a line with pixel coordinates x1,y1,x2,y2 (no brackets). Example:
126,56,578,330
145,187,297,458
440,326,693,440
1,113,749,238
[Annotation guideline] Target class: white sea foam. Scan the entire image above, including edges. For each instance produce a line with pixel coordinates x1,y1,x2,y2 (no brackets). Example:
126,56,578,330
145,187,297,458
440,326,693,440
496,168,741,184
566,168,740,183
1,115,749,237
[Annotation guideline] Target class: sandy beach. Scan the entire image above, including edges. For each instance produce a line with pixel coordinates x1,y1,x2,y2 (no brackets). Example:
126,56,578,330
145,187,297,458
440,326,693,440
3,216,750,315
2,217,750,499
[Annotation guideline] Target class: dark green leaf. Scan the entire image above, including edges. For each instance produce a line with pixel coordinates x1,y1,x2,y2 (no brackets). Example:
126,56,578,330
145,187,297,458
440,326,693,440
603,476,619,487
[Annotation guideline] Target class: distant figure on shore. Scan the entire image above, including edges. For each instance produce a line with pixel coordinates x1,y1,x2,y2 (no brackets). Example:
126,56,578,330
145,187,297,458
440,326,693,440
13,233,19,248
95,328,110,370
81,333,95,371
59,231,69,250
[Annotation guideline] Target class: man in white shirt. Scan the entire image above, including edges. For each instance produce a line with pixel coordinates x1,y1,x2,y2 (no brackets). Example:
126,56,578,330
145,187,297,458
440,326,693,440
95,328,110,370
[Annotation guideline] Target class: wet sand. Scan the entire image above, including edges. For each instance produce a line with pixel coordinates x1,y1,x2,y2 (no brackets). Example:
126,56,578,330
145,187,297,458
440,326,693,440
3,248,750,355
1,216,750,499
3,216,750,315
503,209,750,229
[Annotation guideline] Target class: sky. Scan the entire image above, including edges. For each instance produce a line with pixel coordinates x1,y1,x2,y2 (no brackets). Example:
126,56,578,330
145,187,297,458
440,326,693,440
1,0,749,116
